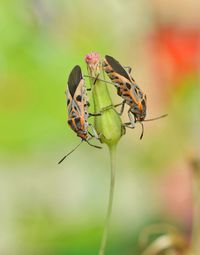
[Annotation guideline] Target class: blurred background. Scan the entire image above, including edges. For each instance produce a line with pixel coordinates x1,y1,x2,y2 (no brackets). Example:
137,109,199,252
0,0,200,254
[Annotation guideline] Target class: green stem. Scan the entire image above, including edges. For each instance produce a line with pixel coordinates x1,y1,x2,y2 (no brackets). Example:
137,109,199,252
99,145,116,255
191,159,200,255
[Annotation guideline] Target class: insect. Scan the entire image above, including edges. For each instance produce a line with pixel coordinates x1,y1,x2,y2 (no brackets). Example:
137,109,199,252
58,65,101,164
102,55,167,139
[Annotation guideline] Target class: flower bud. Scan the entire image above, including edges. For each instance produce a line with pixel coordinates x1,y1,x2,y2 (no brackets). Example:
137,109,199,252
85,52,125,148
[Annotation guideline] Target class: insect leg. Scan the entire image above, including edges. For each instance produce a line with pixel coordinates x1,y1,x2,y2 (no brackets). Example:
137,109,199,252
118,100,126,115
89,123,100,139
88,131,94,137
86,139,102,149
99,101,124,113
124,112,144,139
124,110,136,129
87,130,102,148
93,73,100,85
114,102,123,107
84,75,115,86
85,70,124,88
89,113,102,117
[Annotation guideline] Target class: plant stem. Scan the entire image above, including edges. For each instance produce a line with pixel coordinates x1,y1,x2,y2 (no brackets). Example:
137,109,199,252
99,145,116,255
190,158,200,255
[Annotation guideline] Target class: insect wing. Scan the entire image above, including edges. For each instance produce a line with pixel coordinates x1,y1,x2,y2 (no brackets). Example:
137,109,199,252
68,65,82,97
66,65,88,137
67,65,85,117
105,55,131,81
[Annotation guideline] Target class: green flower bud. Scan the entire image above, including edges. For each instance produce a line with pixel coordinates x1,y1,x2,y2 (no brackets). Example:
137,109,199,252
85,52,125,148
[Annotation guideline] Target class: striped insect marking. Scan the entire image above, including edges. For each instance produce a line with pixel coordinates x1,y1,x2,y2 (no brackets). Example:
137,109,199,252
66,65,89,140
102,55,147,121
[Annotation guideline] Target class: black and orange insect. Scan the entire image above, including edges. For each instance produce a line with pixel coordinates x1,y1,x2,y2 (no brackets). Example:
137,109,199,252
102,55,167,139
58,65,101,164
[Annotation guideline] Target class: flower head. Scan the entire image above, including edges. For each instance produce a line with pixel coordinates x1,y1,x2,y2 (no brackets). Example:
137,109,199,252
85,52,100,76
85,51,100,65
85,52,125,147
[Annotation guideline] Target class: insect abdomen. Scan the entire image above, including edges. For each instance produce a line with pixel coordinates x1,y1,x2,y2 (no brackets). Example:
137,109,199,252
68,116,85,131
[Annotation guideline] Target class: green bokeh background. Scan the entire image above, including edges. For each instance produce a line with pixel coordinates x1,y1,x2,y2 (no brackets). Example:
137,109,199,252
0,1,199,254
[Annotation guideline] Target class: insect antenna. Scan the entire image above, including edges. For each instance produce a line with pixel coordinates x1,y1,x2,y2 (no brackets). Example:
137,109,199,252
143,114,168,122
86,139,102,149
84,75,114,85
139,122,144,140
58,140,83,164
93,73,100,85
